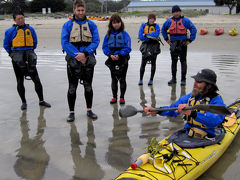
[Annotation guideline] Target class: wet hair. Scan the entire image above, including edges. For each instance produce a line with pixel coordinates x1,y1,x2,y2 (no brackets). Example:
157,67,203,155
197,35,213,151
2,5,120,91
73,0,85,9
107,14,125,37
13,11,24,20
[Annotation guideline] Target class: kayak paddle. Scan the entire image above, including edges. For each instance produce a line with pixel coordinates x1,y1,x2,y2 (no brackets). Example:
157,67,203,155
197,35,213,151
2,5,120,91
224,104,240,127
119,104,231,118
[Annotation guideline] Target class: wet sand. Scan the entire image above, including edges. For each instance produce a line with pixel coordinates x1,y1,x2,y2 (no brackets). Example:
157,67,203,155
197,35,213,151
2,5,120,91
0,15,240,179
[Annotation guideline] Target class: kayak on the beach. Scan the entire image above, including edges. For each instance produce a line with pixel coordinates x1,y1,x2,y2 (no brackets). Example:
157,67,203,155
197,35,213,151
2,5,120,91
115,99,240,180
215,27,224,35
200,29,208,35
229,28,238,36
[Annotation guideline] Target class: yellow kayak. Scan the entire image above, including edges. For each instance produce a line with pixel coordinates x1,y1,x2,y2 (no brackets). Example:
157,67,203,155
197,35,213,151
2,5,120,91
229,28,238,36
115,100,240,180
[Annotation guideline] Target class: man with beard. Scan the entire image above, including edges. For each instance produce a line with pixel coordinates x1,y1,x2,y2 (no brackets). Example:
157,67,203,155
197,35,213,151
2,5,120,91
145,69,225,139
61,0,100,122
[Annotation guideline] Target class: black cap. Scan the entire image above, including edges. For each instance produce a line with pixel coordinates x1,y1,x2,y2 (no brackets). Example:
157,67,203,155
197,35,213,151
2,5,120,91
172,5,181,13
191,69,218,90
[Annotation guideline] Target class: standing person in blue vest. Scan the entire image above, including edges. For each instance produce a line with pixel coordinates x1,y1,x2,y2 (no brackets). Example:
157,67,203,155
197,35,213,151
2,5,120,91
138,14,161,86
102,14,131,105
3,10,51,111
61,0,100,122
162,5,197,86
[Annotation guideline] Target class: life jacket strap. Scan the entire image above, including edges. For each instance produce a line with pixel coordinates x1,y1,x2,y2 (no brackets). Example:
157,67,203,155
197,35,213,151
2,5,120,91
188,128,208,139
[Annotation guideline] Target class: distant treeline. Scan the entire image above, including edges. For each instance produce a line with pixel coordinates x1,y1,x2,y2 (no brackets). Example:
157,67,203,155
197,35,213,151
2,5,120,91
0,0,130,14
214,0,240,14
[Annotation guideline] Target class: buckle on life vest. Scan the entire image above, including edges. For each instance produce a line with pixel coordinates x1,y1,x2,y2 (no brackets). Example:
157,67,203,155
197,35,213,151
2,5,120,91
188,128,208,139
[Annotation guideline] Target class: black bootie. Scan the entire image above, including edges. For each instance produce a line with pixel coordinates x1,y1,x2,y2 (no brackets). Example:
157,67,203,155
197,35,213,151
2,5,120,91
168,78,177,85
67,113,75,122
87,110,98,119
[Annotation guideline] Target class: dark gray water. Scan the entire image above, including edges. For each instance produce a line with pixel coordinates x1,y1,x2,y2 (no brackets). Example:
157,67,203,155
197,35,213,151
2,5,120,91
0,49,240,179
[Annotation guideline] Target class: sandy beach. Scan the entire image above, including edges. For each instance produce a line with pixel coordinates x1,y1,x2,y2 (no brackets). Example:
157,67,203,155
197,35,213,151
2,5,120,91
0,14,240,180
1,14,240,52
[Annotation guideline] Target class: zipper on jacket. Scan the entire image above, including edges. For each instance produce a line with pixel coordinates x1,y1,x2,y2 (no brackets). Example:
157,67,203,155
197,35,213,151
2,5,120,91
176,19,178,34
80,24,82,42
114,34,116,48
24,28,26,46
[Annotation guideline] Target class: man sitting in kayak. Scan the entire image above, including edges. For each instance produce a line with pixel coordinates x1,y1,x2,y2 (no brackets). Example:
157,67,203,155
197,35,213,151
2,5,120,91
145,69,225,139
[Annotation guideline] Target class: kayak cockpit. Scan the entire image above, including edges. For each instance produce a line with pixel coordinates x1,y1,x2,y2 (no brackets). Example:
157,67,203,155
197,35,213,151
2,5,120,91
168,128,225,148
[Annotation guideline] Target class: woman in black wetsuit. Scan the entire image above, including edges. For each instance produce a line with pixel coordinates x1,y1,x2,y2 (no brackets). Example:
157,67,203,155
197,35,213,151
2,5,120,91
102,14,131,104
138,14,161,86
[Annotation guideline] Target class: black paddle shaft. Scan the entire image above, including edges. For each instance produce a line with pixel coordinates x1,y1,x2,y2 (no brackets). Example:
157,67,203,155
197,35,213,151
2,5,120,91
119,104,231,118
149,104,231,115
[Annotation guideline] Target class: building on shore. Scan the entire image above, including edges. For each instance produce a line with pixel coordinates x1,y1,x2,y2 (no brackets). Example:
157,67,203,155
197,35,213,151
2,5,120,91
127,0,236,15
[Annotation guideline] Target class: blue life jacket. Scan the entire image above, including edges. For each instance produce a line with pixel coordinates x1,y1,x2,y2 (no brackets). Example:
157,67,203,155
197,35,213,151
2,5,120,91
107,32,125,49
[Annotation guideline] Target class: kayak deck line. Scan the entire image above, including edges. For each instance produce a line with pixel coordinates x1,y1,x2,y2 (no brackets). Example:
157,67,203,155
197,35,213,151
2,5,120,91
115,100,240,180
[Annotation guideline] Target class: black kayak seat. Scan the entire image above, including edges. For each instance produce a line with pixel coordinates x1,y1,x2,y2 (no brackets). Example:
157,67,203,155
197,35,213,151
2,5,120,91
168,128,225,148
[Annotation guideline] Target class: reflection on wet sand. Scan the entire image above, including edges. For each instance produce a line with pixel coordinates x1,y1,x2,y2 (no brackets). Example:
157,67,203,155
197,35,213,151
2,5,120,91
139,86,160,143
14,107,49,180
160,84,186,136
212,55,239,72
69,120,104,180
0,50,239,179
169,84,186,104
106,104,133,170
139,86,156,117
212,54,240,84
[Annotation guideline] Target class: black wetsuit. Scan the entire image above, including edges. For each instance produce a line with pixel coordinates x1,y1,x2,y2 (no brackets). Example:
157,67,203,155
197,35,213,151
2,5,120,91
67,61,94,111
140,54,157,81
109,57,129,99
170,40,187,81
139,41,160,81
11,51,44,103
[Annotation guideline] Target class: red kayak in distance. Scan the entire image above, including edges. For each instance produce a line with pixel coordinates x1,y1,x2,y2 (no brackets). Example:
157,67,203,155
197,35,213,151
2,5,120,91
200,29,208,35
215,27,224,35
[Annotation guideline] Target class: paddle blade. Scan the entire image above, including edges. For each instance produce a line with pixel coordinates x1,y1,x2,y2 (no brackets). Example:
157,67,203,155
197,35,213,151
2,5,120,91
194,104,231,115
119,105,139,118
224,113,237,127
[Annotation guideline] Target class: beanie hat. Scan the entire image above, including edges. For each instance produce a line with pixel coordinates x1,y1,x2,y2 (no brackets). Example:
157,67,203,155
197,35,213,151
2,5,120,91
172,5,181,13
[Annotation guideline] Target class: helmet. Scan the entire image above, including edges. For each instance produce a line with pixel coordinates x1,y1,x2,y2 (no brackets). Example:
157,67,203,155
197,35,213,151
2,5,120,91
191,69,218,90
